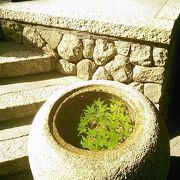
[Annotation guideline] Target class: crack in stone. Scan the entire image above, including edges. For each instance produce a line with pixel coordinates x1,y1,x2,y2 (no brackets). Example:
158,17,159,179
0,134,29,142
155,0,170,18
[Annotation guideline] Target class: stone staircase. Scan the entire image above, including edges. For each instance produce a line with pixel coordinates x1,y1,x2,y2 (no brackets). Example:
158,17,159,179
0,40,81,179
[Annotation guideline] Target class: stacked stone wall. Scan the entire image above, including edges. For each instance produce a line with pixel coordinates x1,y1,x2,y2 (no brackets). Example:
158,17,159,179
0,19,169,108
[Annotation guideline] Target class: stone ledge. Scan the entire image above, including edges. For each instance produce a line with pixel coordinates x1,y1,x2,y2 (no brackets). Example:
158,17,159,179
0,73,82,121
0,41,55,78
0,0,179,45
0,117,33,177
0,135,30,177
0,116,33,141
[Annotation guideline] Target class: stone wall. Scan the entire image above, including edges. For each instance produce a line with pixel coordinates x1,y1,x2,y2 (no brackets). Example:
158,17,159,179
0,19,169,109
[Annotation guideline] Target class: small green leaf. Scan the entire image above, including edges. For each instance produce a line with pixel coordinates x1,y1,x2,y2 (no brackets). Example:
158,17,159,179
78,97,134,150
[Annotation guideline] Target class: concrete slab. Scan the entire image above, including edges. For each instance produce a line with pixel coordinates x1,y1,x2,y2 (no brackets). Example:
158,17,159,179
0,0,179,44
0,41,54,78
0,73,82,121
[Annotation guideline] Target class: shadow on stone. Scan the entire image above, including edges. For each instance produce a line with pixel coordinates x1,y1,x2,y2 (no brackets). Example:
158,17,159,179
10,0,34,2
167,15,180,139
2,170,33,180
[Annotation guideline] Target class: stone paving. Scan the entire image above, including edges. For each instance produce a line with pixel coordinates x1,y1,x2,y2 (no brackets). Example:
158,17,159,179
0,0,180,44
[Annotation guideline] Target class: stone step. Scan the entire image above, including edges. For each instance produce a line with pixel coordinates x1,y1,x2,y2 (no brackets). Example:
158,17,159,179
0,117,32,177
0,41,55,78
0,72,81,177
0,72,82,122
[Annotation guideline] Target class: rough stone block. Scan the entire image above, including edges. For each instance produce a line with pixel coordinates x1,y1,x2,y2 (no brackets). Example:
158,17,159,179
93,39,116,65
112,65,132,83
42,44,59,60
82,39,95,59
23,26,46,48
114,40,131,56
130,44,152,67
105,55,129,74
39,27,62,50
57,34,83,62
92,66,112,80
144,83,162,104
56,59,76,76
105,59,132,83
170,136,180,156
77,59,96,80
133,66,164,84
153,47,168,67
129,82,144,94
0,20,23,43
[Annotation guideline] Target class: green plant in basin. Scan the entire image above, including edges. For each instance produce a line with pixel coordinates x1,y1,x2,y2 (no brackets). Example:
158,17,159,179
78,97,134,150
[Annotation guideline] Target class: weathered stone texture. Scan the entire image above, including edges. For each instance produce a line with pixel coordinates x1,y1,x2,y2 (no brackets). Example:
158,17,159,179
114,41,131,56
77,59,96,80
0,136,29,176
39,27,62,50
112,65,133,83
92,66,112,80
105,56,132,83
0,75,82,121
153,47,168,67
129,82,144,94
0,41,54,78
144,83,162,104
105,55,129,73
42,44,59,60
56,59,76,76
130,44,152,67
0,18,169,106
29,81,169,180
82,39,95,59
57,34,83,62
0,20,23,43
93,39,116,65
23,26,46,48
170,136,180,156
133,66,164,84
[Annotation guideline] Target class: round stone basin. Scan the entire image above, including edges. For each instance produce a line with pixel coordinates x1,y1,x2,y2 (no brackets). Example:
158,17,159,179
28,80,170,180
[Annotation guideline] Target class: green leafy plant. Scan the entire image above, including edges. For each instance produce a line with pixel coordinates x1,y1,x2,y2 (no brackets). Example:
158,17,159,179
78,97,134,150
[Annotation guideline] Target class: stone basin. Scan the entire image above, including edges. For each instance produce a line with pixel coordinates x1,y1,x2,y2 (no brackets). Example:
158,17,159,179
28,80,170,180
